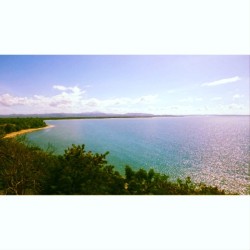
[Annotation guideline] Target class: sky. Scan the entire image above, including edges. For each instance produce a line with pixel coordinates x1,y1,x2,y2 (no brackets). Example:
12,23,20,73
0,55,249,115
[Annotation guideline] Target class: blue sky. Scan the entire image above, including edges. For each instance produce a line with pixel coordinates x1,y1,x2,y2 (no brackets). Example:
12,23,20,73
0,55,249,115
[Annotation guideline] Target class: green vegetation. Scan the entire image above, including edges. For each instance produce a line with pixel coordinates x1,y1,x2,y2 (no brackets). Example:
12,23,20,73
0,138,227,195
0,118,46,136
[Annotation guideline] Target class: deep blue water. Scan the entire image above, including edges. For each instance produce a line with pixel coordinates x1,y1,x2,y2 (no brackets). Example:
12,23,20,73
25,116,250,194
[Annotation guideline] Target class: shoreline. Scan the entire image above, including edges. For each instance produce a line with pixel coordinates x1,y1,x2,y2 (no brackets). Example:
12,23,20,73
3,125,55,139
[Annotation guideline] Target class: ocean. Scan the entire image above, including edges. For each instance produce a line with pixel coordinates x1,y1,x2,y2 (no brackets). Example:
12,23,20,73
25,116,250,194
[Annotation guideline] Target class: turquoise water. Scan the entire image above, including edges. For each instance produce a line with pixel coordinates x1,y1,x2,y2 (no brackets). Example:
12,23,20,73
25,116,250,194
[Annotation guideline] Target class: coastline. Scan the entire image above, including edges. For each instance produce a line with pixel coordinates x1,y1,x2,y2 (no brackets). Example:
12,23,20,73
3,125,55,139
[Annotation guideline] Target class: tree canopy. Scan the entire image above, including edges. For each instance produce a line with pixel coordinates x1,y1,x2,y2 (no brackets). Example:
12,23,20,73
0,117,46,136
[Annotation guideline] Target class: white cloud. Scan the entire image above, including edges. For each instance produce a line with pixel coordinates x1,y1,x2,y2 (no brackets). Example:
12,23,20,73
216,103,249,114
201,76,241,87
0,94,32,106
179,97,203,103
227,103,246,111
211,97,222,101
136,95,158,103
53,85,68,91
195,97,203,101
228,103,243,110
167,89,176,94
53,85,84,93
82,95,158,111
0,86,159,114
232,94,244,100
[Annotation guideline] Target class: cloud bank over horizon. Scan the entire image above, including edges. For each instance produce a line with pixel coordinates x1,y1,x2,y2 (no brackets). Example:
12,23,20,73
0,85,160,115
0,83,248,115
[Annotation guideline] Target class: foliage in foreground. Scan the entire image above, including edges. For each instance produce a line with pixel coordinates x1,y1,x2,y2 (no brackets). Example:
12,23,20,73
0,139,227,195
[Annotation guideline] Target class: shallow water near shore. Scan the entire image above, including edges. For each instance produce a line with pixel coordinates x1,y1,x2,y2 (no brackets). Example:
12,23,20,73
25,116,250,194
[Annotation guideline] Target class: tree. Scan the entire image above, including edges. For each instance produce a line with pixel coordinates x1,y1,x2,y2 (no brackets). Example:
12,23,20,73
42,144,125,195
0,139,53,194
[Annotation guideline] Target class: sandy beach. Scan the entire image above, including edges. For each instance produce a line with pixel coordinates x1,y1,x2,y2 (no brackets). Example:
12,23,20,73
3,125,55,139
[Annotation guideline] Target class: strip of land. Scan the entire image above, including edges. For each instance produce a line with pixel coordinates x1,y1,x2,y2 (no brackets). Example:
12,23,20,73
3,125,55,139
